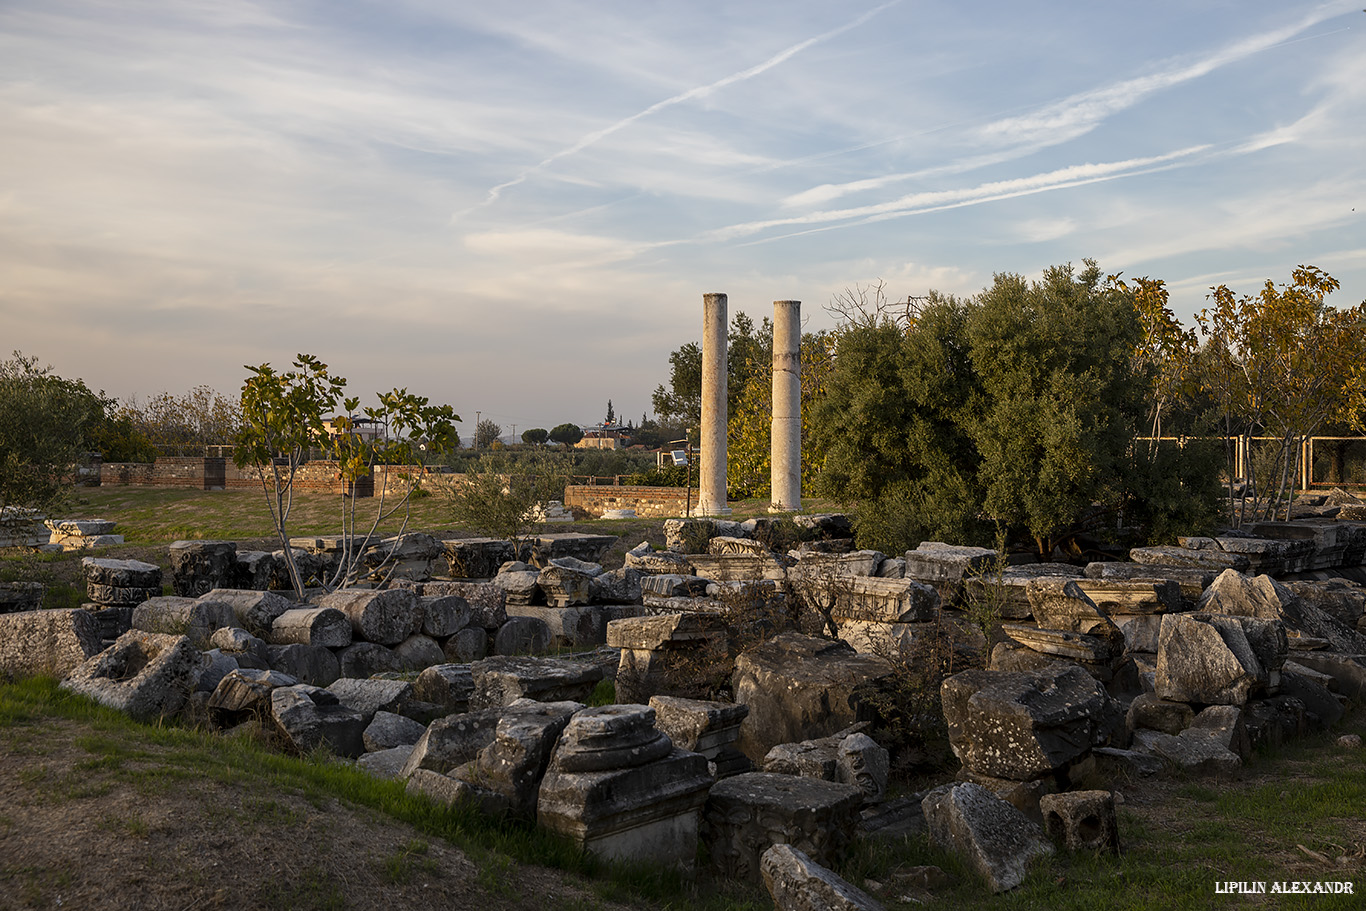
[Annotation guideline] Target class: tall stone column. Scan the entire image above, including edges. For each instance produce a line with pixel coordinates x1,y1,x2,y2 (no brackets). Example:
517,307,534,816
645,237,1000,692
698,292,731,516
770,300,802,512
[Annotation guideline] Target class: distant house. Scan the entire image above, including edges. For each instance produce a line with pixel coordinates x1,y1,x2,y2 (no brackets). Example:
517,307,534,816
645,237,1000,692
322,418,386,442
576,421,631,450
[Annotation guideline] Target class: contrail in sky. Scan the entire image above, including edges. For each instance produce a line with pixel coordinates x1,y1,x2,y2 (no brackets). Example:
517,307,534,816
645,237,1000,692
453,0,902,220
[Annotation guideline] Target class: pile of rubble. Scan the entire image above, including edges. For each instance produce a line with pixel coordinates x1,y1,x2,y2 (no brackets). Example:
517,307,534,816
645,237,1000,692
2,510,1365,907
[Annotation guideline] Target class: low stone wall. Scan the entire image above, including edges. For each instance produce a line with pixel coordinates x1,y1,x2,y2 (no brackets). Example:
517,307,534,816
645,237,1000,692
99,458,441,496
564,484,693,518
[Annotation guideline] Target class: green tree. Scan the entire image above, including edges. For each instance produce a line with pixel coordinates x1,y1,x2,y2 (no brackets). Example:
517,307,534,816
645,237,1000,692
1196,265,1366,523
548,423,584,448
521,427,548,446
811,296,984,552
234,354,459,597
474,419,502,450
0,352,107,511
651,313,771,437
446,450,568,554
967,262,1145,555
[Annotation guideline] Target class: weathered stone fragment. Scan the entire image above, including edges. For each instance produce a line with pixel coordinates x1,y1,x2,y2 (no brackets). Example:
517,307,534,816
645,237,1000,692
61,631,200,722
1083,561,1215,603
941,666,1119,781
536,708,714,867
82,557,162,589
357,744,416,779
0,608,104,679
207,668,299,719
0,581,44,614
419,594,470,637
537,559,598,607
1125,692,1194,735
443,538,518,579
363,710,427,752
1130,545,1249,572
443,627,488,663
492,616,551,655
529,533,617,567
649,694,751,777
168,540,238,597
336,642,402,679
761,844,886,911
363,532,440,582
827,577,939,623
393,633,445,671
624,543,693,575
494,570,543,607
609,613,729,704
326,677,412,723
318,588,421,646
589,567,643,605
270,607,352,648
1039,790,1119,853
406,580,506,628
687,553,788,583
130,596,236,647
903,543,997,586
451,698,582,818
270,684,366,758
704,772,863,882
202,589,294,638
1155,612,1285,705
923,782,1054,893
413,664,474,713
266,643,340,687
470,655,603,709
733,633,894,761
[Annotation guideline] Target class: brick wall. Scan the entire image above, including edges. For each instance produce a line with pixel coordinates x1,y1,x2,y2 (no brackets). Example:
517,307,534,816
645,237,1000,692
100,458,444,497
564,484,693,517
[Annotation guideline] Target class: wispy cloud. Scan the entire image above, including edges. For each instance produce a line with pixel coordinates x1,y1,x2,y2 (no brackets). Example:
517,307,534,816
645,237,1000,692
709,146,1211,241
455,0,903,217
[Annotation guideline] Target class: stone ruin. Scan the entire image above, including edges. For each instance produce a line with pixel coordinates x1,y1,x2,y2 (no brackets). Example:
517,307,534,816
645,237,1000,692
3,509,1366,907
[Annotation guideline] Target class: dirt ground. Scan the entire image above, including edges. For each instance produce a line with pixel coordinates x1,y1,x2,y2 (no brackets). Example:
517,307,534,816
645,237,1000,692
0,719,642,911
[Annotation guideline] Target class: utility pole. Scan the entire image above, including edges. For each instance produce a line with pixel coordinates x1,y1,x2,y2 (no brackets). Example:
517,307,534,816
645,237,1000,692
511,424,516,445
475,411,481,450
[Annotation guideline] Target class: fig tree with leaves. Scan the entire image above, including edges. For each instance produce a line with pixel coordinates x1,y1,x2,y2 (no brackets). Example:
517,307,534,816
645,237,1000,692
234,354,459,598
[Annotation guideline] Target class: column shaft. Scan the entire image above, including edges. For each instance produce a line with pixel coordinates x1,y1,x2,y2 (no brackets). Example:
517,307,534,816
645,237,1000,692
698,292,730,515
770,300,801,512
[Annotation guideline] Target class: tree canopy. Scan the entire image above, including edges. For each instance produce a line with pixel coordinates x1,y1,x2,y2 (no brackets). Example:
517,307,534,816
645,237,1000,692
0,353,108,511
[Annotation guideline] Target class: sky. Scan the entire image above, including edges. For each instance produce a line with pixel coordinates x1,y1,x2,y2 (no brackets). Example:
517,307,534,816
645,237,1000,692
2,0,1364,439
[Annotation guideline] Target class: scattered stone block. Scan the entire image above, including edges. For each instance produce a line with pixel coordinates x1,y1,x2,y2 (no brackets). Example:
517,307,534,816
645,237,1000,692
733,633,894,761
394,633,445,671
130,596,236,647
1039,790,1119,853
827,577,940,623
363,532,440,582
0,581,44,614
357,744,416,779
470,655,603,709
270,607,352,648
413,663,474,714
167,540,238,597
270,684,366,758
941,665,1120,781
61,631,200,722
537,705,713,867
493,616,552,655
202,589,293,638
443,538,518,579
1131,728,1242,775
1155,612,1286,705
761,844,886,911
703,772,863,881
451,698,582,818
1129,545,1249,572
923,782,1054,893
326,677,412,723
530,533,617,567
608,612,728,704
207,668,300,720
318,588,422,646
537,559,599,607
687,553,788,583
336,642,402,679
444,627,488,663
589,567,643,605
1125,692,1194,736
625,543,693,575
419,594,471,637
903,543,997,586
404,580,506,629
0,608,105,678
495,570,543,607
266,643,341,687
363,710,427,752
649,694,751,778
1083,561,1214,603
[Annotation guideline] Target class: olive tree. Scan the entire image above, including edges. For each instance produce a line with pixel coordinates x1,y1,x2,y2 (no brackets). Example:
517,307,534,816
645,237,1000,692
0,353,106,511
